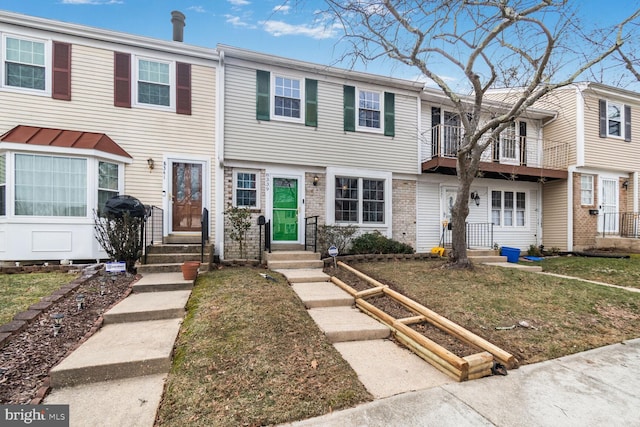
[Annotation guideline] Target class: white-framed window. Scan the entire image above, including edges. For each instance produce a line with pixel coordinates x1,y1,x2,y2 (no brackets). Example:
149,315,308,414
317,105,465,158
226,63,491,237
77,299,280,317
357,88,382,132
134,57,174,109
607,101,623,138
2,34,49,93
0,153,5,216
98,161,119,214
273,74,302,121
491,190,526,227
15,154,87,217
334,176,386,224
581,175,594,206
233,170,259,208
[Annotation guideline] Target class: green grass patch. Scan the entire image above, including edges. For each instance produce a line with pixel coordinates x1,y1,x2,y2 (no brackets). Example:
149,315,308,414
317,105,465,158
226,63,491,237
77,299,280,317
537,255,640,288
156,267,371,427
0,272,79,325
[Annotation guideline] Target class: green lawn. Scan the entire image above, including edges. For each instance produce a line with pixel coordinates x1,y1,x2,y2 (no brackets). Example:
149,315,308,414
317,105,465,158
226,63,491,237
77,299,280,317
0,272,78,325
536,255,640,288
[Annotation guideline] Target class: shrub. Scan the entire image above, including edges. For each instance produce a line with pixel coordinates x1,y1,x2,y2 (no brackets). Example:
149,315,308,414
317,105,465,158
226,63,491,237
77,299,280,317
317,224,357,257
350,231,414,254
224,204,252,259
94,211,143,273
527,244,543,257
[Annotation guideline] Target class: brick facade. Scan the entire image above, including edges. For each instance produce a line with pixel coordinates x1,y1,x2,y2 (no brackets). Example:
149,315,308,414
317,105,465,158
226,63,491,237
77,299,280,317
572,172,599,250
392,179,417,250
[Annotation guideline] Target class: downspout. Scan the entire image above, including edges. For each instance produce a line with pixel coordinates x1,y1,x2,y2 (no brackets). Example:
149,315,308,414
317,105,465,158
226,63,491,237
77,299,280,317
215,49,226,259
634,172,639,213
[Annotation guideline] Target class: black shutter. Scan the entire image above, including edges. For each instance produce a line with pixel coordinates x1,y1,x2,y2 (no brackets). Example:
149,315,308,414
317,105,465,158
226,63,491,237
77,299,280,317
519,121,527,165
305,79,318,127
624,104,631,142
599,99,607,138
256,70,270,121
343,85,355,132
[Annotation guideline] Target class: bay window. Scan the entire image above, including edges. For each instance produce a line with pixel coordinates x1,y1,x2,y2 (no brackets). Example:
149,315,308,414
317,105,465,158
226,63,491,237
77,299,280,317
98,161,119,214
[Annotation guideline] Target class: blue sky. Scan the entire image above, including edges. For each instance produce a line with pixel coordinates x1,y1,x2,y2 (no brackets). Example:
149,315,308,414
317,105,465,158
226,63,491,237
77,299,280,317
0,0,639,90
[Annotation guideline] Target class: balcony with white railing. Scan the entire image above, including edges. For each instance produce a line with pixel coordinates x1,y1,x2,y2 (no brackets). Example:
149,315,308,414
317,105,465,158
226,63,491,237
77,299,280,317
422,124,569,181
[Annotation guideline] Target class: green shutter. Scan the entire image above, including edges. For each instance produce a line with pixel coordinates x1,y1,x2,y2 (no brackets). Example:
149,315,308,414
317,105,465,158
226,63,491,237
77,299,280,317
305,79,318,127
384,92,395,137
343,85,355,132
256,70,270,121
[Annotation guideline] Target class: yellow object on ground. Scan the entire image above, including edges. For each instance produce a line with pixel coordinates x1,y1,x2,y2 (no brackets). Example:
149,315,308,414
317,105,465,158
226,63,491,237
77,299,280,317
431,247,445,257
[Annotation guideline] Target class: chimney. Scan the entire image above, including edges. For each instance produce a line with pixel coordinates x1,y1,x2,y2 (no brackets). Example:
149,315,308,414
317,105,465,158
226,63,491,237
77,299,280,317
171,10,186,42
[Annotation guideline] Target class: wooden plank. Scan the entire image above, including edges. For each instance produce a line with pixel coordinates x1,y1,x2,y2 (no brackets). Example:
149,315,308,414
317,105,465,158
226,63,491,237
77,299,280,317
356,299,396,326
338,261,388,289
329,276,358,297
395,330,463,381
355,286,386,299
397,315,427,325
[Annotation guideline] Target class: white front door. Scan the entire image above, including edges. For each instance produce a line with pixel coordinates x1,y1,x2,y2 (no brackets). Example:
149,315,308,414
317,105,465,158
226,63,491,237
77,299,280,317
599,178,618,234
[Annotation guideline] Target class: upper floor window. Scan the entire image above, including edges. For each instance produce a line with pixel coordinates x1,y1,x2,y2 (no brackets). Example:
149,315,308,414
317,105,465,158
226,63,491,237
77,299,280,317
137,58,171,107
581,175,594,206
599,99,631,142
274,76,301,119
358,90,381,130
343,85,395,136
233,170,259,208
4,36,46,91
491,190,526,227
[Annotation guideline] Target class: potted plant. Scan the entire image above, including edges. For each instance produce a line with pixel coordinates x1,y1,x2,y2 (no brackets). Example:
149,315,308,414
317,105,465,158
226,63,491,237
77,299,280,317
181,261,200,280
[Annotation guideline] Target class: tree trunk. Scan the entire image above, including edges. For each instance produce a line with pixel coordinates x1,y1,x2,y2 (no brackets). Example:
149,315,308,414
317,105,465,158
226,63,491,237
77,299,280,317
448,147,478,269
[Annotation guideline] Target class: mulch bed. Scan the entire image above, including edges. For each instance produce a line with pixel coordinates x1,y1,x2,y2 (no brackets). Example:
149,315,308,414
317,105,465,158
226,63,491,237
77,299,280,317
0,269,136,404
327,265,480,358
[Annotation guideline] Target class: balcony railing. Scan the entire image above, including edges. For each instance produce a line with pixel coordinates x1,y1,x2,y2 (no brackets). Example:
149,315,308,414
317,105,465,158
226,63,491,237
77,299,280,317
426,124,569,171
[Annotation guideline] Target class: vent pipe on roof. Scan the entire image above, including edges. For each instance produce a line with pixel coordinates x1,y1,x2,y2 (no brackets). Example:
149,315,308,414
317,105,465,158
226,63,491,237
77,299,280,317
171,11,186,42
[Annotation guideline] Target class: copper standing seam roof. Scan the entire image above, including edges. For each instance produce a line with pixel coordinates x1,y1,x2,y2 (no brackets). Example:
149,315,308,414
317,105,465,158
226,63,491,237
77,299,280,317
0,125,132,159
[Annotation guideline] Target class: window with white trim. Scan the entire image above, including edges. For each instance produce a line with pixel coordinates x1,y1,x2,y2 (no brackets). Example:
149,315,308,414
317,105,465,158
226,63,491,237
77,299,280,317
98,161,119,214
491,190,526,227
0,154,5,216
233,171,259,208
607,101,623,137
358,89,381,130
136,58,171,107
4,35,46,91
335,176,385,224
15,154,87,216
274,75,301,119
581,175,594,206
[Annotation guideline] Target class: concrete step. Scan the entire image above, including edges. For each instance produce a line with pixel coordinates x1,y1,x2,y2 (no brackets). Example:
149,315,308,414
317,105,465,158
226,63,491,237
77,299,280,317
306,306,390,343
470,255,508,263
164,234,200,244
268,259,324,269
137,263,205,275
133,272,194,292
103,290,191,324
292,282,354,308
334,340,454,398
145,244,206,255
265,250,321,262
274,268,330,283
270,243,305,251
50,318,183,387
144,253,203,264
467,249,500,257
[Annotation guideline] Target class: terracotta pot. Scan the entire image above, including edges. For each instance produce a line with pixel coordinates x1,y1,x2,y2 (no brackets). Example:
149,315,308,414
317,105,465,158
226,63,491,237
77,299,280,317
181,261,200,280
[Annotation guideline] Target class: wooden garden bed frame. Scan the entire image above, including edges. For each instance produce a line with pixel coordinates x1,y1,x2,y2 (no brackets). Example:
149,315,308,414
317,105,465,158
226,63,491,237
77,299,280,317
332,261,518,381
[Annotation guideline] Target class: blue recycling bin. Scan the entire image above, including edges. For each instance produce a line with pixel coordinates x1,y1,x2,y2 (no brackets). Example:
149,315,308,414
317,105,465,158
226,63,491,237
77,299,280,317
500,247,521,263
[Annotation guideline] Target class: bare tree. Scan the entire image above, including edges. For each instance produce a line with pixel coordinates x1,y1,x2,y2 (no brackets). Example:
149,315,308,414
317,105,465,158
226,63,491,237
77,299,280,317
615,10,640,81
319,0,636,268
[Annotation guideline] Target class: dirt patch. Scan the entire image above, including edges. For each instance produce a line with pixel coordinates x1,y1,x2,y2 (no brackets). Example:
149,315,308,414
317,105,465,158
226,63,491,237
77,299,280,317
0,270,136,404
328,265,480,358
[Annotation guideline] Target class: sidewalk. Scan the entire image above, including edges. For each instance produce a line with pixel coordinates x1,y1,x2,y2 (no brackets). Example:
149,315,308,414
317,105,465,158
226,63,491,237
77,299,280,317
286,338,640,426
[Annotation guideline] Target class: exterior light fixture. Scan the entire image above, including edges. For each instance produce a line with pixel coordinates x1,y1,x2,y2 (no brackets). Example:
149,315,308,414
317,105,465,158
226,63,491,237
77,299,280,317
313,175,319,186
147,158,154,172
471,192,481,206
99,276,107,296
51,313,64,336
76,294,85,310
622,180,629,190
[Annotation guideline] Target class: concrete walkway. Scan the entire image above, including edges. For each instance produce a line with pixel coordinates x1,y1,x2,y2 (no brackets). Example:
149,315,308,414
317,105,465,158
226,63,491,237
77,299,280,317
44,272,193,427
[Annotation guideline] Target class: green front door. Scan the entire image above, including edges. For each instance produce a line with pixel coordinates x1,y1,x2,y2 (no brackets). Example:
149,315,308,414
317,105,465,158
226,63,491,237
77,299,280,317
273,177,298,241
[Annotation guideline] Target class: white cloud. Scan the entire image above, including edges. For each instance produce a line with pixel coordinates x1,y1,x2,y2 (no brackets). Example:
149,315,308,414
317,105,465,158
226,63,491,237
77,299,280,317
187,6,206,13
60,0,122,4
261,20,341,40
225,15,256,29
228,0,250,6
273,4,290,15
